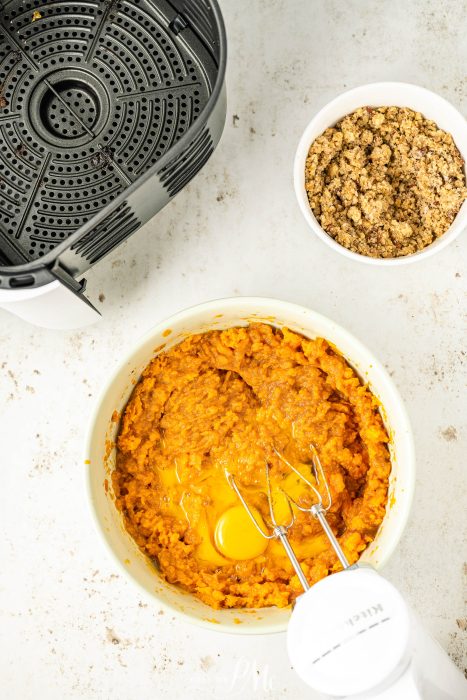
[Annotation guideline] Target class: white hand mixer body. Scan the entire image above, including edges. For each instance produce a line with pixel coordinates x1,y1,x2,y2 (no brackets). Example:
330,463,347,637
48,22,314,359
226,447,467,699
288,566,466,699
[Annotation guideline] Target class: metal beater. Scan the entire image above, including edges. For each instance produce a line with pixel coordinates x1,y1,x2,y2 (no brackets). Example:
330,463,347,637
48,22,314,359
225,443,350,590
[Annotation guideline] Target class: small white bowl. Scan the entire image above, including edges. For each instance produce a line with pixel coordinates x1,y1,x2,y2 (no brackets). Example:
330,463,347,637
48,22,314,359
294,82,467,265
85,297,415,634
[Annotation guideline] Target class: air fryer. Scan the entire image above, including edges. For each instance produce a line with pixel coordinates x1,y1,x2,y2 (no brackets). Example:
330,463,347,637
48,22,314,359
0,0,227,328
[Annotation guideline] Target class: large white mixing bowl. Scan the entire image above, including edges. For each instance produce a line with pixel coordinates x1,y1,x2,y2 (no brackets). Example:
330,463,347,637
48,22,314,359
85,298,415,634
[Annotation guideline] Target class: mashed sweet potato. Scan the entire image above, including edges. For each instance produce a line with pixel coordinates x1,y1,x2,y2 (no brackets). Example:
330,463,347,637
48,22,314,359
114,323,391,609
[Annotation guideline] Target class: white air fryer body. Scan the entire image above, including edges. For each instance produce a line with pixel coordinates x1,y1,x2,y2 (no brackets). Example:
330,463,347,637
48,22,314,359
287,567,466,699
0,281,100,329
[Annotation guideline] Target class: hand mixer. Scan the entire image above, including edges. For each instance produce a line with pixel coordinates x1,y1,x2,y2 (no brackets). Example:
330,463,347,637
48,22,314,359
226,447,467,700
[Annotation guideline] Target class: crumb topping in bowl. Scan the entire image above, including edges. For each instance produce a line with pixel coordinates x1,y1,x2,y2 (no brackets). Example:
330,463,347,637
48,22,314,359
305,106,467,258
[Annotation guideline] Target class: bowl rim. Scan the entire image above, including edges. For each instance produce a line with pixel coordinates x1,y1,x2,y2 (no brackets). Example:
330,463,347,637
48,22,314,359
84,296,416,634
294,81,467,266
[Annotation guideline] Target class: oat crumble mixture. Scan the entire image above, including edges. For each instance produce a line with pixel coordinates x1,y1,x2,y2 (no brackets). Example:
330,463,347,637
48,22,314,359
305,106,467,257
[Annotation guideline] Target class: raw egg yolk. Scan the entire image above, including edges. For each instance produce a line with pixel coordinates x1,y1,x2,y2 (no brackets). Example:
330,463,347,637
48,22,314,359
214,505,268,560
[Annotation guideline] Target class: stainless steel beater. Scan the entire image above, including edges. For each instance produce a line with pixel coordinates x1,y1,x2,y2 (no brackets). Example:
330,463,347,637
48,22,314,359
225,444,350,590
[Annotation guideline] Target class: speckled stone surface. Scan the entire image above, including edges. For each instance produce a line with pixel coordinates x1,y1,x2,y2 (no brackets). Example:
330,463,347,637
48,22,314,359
1,1,466,698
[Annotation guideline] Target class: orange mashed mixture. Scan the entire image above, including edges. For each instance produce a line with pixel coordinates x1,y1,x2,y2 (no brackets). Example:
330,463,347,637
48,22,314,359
114,323,391,609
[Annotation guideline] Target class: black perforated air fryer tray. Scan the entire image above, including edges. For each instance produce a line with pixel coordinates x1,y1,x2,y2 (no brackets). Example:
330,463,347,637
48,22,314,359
0,0,226,296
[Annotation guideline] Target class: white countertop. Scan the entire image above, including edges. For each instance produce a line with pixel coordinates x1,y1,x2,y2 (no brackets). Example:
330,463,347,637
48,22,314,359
1,1,466,698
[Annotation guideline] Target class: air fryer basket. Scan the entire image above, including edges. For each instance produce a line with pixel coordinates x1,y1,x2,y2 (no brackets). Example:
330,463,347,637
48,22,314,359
0,0,226,298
